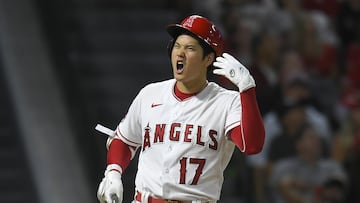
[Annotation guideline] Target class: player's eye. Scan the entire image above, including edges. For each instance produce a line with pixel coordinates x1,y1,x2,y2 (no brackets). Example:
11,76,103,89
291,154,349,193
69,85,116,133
186,46,195,51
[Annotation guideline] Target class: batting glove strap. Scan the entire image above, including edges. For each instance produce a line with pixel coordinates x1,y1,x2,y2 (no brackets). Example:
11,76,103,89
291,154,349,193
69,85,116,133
213,53,256,93
104,164,123,176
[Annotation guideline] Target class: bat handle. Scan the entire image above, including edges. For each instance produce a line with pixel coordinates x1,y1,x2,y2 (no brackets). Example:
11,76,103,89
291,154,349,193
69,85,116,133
111,193,119,203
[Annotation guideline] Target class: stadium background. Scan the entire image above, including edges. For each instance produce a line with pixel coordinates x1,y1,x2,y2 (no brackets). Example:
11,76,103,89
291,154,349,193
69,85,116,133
0,0,359,203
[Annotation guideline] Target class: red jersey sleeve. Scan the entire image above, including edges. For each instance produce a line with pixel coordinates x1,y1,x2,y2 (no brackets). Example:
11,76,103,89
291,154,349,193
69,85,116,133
107,138,135,172
229,88,265,154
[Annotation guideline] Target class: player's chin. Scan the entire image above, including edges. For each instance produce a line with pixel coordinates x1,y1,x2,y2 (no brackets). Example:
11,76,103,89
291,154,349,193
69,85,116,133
173,73,182,80
173,72,186,81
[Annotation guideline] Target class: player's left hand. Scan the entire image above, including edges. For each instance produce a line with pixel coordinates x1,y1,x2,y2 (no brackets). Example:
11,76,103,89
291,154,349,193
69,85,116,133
97,164,123,203
213,53,255,92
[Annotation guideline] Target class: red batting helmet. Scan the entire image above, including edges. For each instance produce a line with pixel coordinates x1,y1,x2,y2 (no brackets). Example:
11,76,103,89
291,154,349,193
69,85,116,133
167,15,224,57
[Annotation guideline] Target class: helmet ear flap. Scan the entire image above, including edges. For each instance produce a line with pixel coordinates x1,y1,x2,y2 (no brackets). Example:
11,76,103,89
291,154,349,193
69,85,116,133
167,39,175,58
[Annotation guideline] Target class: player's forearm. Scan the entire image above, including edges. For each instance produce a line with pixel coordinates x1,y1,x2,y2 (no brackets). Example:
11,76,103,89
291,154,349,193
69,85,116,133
238,87,265,154
107,138,133,172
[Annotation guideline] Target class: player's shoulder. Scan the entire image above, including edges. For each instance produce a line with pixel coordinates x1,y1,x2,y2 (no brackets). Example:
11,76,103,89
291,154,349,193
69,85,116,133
138,79,174,95
142,79,174,90
207,82,239,97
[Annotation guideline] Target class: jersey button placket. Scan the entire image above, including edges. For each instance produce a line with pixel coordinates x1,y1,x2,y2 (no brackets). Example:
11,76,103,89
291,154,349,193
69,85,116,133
172,102,185,120
161,167,170,196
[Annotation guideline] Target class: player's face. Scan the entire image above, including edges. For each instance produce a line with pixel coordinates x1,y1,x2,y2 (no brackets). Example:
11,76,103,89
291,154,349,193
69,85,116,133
171,34,213,92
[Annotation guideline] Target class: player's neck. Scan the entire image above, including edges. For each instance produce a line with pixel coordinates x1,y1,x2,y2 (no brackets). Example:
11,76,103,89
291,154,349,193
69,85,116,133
175,80,208,95
174,85,196,101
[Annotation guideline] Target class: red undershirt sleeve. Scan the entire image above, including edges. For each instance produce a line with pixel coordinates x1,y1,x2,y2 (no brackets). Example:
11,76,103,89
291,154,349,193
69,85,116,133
229,88,265,155
107,138,134,172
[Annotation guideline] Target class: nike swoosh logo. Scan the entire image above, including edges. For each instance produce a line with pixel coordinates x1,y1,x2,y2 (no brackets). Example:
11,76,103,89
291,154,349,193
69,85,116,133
151,103,163,108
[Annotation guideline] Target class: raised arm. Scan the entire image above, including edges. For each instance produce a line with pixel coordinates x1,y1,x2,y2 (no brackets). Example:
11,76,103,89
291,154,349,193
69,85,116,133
213,53,265,154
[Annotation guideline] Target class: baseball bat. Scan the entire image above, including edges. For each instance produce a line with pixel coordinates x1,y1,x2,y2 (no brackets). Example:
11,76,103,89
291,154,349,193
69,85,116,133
95,124,116,138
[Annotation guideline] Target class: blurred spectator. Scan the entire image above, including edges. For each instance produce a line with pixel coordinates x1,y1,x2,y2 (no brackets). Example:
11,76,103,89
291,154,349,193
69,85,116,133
310,11,338,46
313,178,347,203
297,12,339,78
192,0,222,20
336,0,360,73
247,50,332,166
250,100,307,203
267,99,310,163
248,52,332,202
294,11,341,126
336,85,360,122
336,0,360,48
269,125,347,203
332,90,360,202
225,16,256,67
220,7,243,39
345,43,360,87
185,0,357,202
263,50,332,148
277,0,303,14
250,31,282,114
333,91,360,161
301,0,339,18
272,0,304,37
277,50,308,87
335,43,360,122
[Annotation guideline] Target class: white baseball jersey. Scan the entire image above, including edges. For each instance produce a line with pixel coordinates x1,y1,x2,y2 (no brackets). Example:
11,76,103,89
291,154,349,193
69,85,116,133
116,79,242,201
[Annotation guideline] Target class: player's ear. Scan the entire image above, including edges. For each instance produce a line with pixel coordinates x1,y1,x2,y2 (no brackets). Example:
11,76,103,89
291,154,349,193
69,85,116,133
205,52,215,67
208,53,215,62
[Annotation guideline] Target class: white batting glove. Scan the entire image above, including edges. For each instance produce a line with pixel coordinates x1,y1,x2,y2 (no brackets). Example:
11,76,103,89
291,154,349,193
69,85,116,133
213,53,255,92
97,164,123,203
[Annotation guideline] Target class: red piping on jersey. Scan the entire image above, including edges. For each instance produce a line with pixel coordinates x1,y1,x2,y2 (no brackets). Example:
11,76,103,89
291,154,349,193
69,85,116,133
116,126,141,146
229,88,265,155
173,83,198,101
225,121,241,131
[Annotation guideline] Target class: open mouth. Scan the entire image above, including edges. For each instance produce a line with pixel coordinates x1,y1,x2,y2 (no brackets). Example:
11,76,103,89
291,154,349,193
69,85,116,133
176,60,184,73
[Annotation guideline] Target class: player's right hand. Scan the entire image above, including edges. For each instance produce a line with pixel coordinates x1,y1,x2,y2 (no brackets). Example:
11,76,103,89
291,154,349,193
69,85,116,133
213,53,255,93
97,164,123,203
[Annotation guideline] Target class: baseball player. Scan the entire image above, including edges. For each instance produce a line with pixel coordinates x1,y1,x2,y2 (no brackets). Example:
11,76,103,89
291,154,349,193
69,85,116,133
97,15,265,203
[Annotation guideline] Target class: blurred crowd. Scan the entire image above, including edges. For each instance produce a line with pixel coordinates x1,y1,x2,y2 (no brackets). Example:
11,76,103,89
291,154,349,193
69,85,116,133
170,0,360,202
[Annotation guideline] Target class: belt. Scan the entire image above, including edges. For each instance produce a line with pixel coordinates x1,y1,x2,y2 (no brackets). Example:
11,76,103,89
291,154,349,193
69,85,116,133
135,192,210,203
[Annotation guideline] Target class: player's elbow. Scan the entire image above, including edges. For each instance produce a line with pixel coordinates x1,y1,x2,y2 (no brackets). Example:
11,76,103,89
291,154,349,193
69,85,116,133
244,144,263,155
244,130,265,155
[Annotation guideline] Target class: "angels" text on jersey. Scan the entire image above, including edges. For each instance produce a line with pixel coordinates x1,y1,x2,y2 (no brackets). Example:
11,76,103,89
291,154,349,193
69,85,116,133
142,123,218,151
